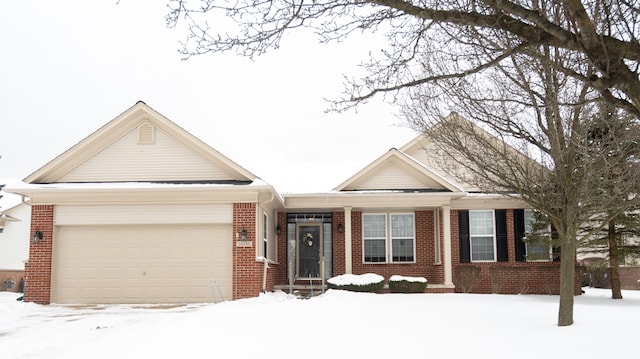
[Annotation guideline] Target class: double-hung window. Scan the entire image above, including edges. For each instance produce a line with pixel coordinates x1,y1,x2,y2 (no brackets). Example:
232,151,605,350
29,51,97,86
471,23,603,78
363,213,415,263
469,210,496,261
363,214,387,262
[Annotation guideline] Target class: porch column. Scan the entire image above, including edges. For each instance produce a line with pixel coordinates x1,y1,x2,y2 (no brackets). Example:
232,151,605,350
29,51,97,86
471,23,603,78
442,206,453,286
344,206,352,274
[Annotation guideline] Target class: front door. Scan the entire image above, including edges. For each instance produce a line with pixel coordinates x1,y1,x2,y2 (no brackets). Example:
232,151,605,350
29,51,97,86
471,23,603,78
297,224,322,278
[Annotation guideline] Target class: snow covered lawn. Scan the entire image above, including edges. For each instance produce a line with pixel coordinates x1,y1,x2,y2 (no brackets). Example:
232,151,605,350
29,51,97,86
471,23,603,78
1,288,638,358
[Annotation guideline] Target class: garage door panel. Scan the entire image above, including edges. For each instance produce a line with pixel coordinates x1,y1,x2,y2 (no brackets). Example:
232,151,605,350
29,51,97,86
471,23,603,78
52,225,232,304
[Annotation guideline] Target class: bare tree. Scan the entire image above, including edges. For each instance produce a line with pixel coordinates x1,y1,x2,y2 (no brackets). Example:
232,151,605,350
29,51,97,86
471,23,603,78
164,1,640,326
399,26,640,325
166,0,640,115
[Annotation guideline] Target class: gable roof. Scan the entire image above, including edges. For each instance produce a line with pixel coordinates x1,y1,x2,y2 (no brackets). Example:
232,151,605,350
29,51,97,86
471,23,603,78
399,112,542,193
333,148,463,193
24,101,258,184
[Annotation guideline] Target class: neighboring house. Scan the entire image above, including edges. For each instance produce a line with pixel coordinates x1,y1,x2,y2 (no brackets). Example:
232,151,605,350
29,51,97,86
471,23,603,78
6,102,575,305
0,189,30,292
577,219,640,290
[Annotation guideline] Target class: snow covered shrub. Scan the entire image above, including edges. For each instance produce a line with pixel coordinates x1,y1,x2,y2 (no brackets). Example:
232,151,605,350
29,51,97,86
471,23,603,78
327,273,385,292
388,275,427,293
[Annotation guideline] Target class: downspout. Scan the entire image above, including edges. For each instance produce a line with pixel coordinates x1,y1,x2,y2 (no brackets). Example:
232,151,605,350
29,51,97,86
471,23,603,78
260,190,277,293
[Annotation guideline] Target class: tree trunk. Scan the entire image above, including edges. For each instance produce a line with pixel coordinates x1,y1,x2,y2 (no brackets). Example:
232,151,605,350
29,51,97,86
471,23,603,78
608,220,623,299
557,233,576,326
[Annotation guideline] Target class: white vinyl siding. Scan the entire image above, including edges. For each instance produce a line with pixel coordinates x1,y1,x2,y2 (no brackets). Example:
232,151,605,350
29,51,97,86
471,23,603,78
59,128,233,182
55,204,232,225
470,210,496,262
358,163,437,190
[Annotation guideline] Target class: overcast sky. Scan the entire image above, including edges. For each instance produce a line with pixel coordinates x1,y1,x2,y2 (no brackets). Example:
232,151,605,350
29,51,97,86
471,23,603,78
0,1,418,193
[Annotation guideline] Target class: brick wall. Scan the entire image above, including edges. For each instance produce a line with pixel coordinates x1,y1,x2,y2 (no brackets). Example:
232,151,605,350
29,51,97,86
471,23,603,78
24,205,54,304
451,209,580,295
332,211,345,275
271,208,580,295
274,212,288,285
232,203,262,300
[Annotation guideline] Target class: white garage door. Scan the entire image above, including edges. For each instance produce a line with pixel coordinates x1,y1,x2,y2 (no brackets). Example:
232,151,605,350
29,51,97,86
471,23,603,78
51,225,232,304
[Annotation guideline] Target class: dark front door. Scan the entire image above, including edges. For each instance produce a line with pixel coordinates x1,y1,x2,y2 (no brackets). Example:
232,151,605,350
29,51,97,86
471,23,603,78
297,224,321,278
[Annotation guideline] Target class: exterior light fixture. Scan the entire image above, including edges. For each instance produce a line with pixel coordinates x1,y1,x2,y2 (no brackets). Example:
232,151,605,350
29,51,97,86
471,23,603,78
241,228,247,241
276,225,282,235
337,223,344,233
32,230,43,244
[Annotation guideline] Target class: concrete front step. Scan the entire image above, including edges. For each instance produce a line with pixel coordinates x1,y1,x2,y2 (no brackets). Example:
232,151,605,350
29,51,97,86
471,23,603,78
273,284,327,298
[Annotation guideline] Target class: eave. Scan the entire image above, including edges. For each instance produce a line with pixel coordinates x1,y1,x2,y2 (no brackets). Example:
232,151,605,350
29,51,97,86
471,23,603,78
6,182,284,206
284,191,466,211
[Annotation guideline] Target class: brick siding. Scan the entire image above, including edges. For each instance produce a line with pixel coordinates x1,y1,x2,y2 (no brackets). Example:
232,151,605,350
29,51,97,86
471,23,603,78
232,203,263,300
271,208,572,295
24,205,54,304
451,209,580,295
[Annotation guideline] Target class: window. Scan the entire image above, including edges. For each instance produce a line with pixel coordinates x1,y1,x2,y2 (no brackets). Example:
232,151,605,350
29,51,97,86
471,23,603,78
363,214,386,262
460,209,508,263
263,212,268,258
524,209,551,261
391,214,414,262
363,213,415,263
469,210,496,261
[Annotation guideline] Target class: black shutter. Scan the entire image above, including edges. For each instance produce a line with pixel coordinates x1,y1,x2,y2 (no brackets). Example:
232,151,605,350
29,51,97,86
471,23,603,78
458,210,470,262
495,210,508,262
514,209,526,262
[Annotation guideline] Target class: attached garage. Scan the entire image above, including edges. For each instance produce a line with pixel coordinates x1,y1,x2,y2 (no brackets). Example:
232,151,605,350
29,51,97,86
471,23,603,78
51,224,232,304
50,202,234,304
7,102,283,305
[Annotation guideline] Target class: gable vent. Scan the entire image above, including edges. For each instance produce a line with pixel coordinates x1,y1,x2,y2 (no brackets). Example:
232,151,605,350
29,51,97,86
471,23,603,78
137,122,155,144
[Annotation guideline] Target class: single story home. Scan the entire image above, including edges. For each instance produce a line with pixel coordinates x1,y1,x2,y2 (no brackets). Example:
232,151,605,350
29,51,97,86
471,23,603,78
6,101,575,304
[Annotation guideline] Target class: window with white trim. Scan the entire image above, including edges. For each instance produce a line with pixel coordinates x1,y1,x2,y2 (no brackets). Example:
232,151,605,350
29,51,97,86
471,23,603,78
263,211,268,258
363,213,415,263
469,210,496,261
